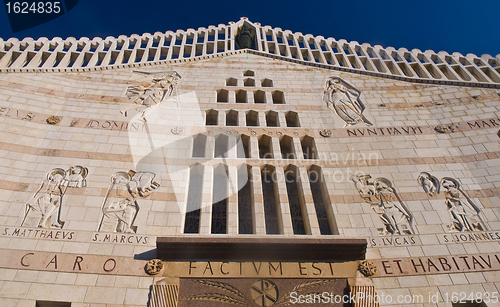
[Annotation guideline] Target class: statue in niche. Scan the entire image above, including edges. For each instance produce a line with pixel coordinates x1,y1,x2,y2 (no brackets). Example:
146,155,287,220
418,172,486,232
122,71,181,122
352,175,414,235
235,24,255,50
22,166,88,229
98,170,159,233
323,77,373,127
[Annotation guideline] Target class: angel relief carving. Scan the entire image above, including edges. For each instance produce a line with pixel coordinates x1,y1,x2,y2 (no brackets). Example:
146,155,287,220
98,170,159,233
418,172,486,232
323,77,373,127
22,166,88,229
121,70,181,121
352,175,414,235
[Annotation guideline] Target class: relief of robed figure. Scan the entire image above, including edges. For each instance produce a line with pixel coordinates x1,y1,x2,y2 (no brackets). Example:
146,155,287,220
418,172,486,232
323,77,373,127
98,170,160,233
352,175,414,235
22,166,88,229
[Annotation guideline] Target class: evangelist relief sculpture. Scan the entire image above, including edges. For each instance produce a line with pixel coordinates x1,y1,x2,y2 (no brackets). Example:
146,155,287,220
122,70,181,121
418,172,486,232
323,77,373,127
22,166,88,229
352,175,414,235
98,170,159,233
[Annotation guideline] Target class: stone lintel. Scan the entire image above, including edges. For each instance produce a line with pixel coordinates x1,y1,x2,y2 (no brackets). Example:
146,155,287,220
156,237,367,261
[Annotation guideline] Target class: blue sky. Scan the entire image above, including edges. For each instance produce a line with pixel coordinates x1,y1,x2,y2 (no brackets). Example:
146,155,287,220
1,0,499,57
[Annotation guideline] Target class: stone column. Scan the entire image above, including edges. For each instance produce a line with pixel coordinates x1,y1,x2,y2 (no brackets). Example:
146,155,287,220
251,166,266,235
296,166,321,236
271,137,281,160
227,165,239,235
278,112,287,128
292,137,304,160
199,166,213,235
249,136,259,159
274,166,293,235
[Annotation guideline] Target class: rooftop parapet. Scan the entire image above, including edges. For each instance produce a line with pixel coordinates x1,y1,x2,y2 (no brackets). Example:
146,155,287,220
1,17,499,88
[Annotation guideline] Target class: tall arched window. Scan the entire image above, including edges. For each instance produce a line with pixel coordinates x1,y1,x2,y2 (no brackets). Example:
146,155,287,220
254,90,266,103
284,165,307,235
285,111,299,127
192,134,207,157
259,135,273,159
226,110,238,126
246,110,259,126
308,165,337,235
214,134,228,158
238,164,253,234
236,90,247,103
211,164,228,234
272,90,284,104
261,165,280,234
280,136,295,159
266,111,279,127
237,134,250,158
206,109,218,125
184,164,204,233
217,89,228,102
301,136,317,159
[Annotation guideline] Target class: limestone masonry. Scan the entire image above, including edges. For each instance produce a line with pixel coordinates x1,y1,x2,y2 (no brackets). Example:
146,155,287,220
0,17,499,307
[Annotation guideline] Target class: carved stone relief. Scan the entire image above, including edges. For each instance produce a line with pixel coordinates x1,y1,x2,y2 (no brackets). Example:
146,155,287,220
434,123,458,133
417,172,440,197
323,77,373,127
418,172,486,232
358,260,377,277
146,259,164,275
46,115,62,125
122,70,181,121
98,170,159,233
351,175,414,235
179,278,340,307
150,283,179,307
319,129,331,137
22,166,88,228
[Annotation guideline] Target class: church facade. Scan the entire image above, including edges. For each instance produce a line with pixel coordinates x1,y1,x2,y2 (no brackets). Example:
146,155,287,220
0,17,500,306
